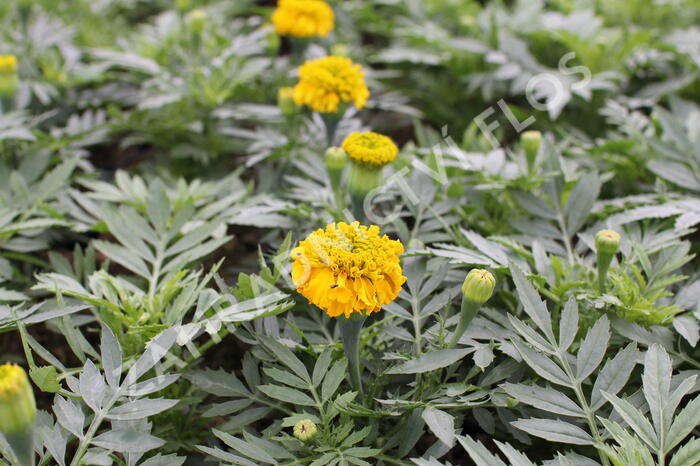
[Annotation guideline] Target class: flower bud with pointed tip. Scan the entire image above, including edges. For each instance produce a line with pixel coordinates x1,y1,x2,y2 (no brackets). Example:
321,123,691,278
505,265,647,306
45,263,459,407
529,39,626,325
331,43,349,57
0,363,36,434
521,130,541,172
187,9,207,34
595,229,621,292
278,87,297,116
325,146,347,171
595,229,620,256
462,269,495,306
293,419,317,442
325,146,347,207
0,55,18,98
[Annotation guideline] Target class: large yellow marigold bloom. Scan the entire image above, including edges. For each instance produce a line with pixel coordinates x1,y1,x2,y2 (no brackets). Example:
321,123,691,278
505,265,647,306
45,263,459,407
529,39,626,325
272,0,334,38
293,56,370,114
342,132,398,167
291,222,406,318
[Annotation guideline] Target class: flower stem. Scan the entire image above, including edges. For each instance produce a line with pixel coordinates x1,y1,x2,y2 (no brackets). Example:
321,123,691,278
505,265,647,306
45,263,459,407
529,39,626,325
597,253,614,293
338,314,367,393
448,298,480,348
350,192,366,223
6,429,34,466
322,113,339,147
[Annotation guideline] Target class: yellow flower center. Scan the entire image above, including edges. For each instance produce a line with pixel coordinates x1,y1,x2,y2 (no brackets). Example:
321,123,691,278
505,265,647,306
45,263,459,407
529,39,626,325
291,222,406,318
0,363,27,399
342,131,399,167
272,0,334,38
293,56,370,114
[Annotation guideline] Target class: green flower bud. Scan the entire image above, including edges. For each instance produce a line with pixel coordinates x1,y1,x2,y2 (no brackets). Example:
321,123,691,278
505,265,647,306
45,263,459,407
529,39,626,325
175,0,191,11
462,269,496,305
187,9,207,34
331,44,349,57
595,229,620,256
325,146,347,171
0,55,18,98
595,229,621,292
326,147,347,208
278,87,297,116
0,363,36,434
521,130,541,172
293,419,317,442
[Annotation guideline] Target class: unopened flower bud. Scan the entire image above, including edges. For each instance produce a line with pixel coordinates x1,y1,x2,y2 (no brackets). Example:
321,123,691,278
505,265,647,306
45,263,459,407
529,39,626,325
176,0,191,11
595,230,620,256
293,419,317,442
187,9,207,34
0,363,36,434
0,55,18,98
325,146,347,171
521,130,541,172
331,44,349,57
462,269,495,305
595,229,621,292
278,87,297,116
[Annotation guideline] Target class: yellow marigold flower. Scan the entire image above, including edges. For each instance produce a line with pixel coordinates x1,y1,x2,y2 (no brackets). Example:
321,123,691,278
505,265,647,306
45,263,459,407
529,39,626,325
0,55,17,74
0,363,36,434
342,131,398,167
293,56,369,114
272,0,334,38
291,222,406,318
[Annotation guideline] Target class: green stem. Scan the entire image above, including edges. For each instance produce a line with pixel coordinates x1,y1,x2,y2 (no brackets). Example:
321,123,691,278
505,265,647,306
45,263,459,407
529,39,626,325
338,314,366,394
597,253,613,293
556,350,611,466
322,113,339,147
6,430,34,466
448,299,481,348
350,193,366,223
556,212,575,265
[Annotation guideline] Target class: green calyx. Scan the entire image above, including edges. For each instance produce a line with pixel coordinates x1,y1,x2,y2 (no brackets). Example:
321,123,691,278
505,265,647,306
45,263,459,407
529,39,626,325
595,229,621,256
347,161,383,198
461,269,496,305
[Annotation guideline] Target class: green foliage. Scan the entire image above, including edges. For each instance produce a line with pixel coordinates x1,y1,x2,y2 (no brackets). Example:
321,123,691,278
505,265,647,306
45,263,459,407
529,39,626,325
1,0,700,465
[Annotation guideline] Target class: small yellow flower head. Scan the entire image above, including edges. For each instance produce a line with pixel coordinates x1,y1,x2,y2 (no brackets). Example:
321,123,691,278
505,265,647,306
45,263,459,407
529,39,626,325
342,132,399,167
462,269,495,306
291,222,406,318
293,56,370,114
0,363,36,434
293,419,318,441
0,55,17,75
595,229,621,256
278,87,297,116
272,0,334,38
